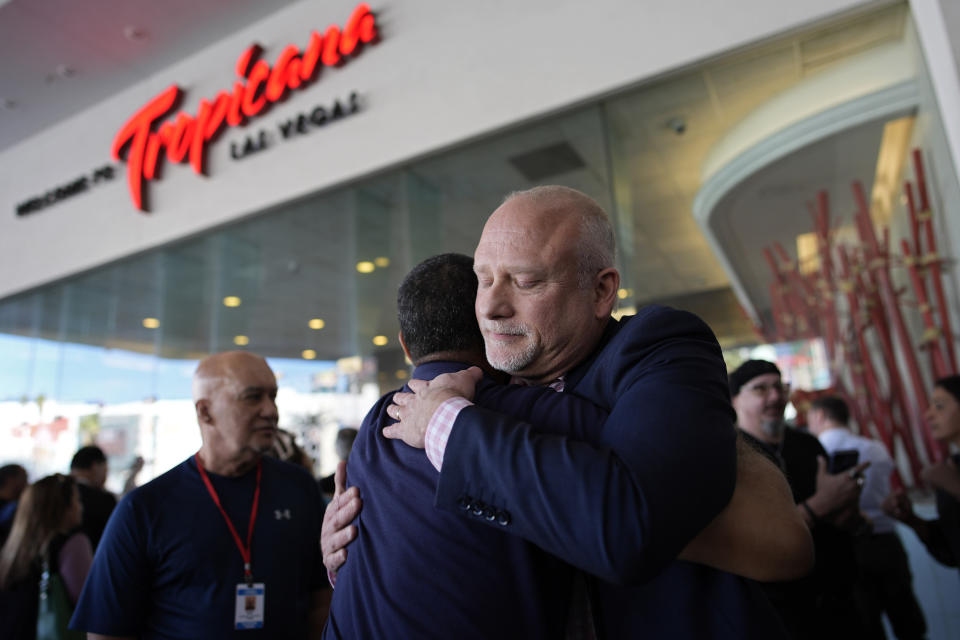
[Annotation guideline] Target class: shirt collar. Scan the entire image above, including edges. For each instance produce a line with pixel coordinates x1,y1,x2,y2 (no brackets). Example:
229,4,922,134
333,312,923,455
818,427,849,448
510,375,565,391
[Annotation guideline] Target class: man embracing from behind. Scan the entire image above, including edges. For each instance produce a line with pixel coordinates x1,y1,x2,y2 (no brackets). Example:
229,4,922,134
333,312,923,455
329,187,812,639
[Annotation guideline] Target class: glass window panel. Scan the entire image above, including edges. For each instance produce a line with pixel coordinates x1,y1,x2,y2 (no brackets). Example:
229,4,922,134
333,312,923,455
4,3,959,489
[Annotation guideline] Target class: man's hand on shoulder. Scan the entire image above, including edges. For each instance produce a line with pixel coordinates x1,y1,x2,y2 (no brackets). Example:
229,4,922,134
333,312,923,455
321,461,361,582
383,367,483,449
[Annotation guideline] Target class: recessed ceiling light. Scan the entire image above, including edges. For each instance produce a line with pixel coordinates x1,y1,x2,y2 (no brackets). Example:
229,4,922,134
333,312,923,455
302,349,317,360
617,288,629,299
233,335,250,346
665,116,686,135
374,257,390,268
372,335,388,346
308,318,325,330
223,296,242,307
356,261,375,273
142,317,160,329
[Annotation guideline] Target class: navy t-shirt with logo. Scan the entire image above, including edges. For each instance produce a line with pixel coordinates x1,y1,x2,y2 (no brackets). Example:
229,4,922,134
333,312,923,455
70,455,325,639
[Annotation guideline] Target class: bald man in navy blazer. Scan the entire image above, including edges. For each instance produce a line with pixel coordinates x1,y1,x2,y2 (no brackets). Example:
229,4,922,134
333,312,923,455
327,187,812,638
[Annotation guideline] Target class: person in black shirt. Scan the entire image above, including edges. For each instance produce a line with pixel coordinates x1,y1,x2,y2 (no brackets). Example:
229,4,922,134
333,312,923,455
0,465,27,510
0,465,28,546
70,446,117,551
730,360,868,640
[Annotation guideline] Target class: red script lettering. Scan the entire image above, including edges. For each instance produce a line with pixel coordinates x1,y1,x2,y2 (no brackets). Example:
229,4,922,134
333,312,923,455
112,3,377,211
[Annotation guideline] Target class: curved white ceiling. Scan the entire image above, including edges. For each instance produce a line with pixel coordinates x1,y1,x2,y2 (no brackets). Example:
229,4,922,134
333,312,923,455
693,40,919,324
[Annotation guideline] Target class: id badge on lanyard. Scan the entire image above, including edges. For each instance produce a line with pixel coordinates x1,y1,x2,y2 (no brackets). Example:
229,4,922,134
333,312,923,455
195,453,265,631
235,583,266,629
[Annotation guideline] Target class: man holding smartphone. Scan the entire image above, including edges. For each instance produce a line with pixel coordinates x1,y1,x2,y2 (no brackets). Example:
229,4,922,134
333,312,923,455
730,360,868,639
808,395,927,640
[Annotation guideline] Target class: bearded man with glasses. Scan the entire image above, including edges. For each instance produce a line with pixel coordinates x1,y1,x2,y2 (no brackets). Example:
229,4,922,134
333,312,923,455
730,359,869,640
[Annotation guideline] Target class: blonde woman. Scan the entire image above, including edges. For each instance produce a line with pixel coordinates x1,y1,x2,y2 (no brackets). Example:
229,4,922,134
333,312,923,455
0,474,93,640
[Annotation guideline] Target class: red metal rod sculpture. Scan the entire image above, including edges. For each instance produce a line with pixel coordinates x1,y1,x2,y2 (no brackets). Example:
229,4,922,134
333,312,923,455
774,242,820,339
838,246,921,482
849,240,920,465
913,149,958,374
905,182,938,376
852,180,942,461
902,240,950,378
813,191,841,381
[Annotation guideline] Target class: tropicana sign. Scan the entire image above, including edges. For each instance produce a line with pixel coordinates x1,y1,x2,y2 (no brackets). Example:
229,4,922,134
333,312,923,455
112,3,378,211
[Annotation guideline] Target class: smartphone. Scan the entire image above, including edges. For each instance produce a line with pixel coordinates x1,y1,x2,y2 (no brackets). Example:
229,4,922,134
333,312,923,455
829,449,860,474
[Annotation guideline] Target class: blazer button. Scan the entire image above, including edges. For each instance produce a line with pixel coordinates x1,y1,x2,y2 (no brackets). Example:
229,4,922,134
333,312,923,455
458,495,472,510
483,506,496,521
471,501,486,517
496,510,511,526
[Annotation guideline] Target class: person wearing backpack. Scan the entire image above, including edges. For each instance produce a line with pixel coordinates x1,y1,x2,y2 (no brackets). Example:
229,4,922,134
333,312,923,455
0,473,92,640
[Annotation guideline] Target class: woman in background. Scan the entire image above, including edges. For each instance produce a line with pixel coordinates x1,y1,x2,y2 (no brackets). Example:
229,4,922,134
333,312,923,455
884,375,960,574
0,473,93,640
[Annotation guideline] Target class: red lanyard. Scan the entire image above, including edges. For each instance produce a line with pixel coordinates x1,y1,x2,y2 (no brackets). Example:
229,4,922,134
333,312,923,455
195,453,262,585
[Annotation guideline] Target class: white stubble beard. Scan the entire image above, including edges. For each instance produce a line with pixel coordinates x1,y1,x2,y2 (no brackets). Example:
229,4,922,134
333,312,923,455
761,418,786,440
482,322,539,374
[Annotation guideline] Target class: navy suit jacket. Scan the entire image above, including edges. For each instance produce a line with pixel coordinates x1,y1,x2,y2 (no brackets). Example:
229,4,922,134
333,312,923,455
435,305,787,638
325,360,611,639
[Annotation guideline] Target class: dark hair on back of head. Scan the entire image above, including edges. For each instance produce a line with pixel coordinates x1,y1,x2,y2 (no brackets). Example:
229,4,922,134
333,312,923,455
71,445,107,470
0,464,26,486
0,473,76,589
935,375,960,404
810,395,850,426
398,253,484,364
335,428,359,461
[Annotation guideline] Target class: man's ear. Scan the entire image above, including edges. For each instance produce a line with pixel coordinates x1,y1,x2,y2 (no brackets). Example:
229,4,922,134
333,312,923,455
594,267,620,319
398,331,414,363
196,399,212,426
730,392,743,414
807,408,821,428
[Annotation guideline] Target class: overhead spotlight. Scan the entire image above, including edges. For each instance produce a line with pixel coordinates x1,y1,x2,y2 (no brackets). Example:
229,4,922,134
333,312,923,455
356,261,375,273
233,335,250,346
372,335,388,346
374,257,390,268
223,296,242,307
302,349,317,360
142,317,160,329
308,318,325,330
617,288,629,300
